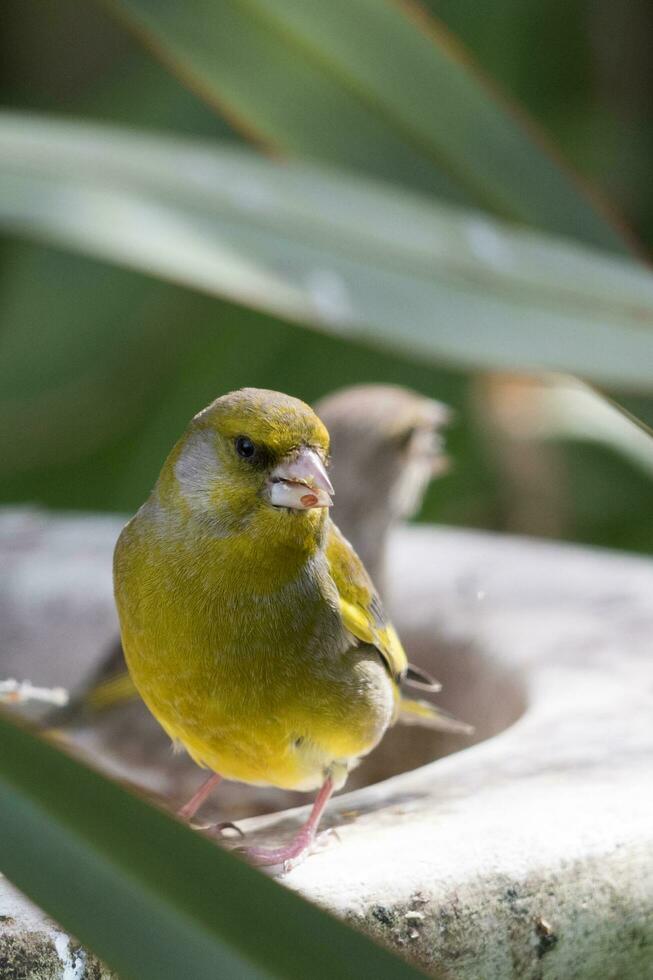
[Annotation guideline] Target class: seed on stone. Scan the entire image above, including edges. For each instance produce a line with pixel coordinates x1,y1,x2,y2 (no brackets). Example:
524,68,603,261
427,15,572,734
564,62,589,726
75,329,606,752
404,911,424,922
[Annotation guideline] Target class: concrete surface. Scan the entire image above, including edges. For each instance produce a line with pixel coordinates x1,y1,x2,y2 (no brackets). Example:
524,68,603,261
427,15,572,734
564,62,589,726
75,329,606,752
1,508,652,978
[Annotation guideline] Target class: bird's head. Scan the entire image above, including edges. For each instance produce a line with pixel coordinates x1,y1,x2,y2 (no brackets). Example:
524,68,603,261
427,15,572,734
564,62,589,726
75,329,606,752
158,388,333,536
317,384,450,524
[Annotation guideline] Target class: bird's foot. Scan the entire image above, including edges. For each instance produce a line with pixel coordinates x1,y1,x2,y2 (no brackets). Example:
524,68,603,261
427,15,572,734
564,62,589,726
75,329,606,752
178,772,222,822
239,776,337,874
238,826,335,875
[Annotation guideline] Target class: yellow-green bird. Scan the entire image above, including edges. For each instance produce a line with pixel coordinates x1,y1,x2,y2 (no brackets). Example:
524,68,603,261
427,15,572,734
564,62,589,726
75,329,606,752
114,387,456,869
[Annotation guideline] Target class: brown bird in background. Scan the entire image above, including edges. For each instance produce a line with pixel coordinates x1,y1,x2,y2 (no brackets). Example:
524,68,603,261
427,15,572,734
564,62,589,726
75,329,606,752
52,383,458,819
316,384,450,594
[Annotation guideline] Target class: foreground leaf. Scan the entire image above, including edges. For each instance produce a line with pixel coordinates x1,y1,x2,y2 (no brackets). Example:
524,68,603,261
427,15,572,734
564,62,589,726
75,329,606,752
104,0,629,255
0,712,423,979
1,113,652,391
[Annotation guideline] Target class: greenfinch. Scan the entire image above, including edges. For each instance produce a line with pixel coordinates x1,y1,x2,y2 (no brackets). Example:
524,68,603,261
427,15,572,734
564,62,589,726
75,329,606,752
81,382,451,718
113,387,461,868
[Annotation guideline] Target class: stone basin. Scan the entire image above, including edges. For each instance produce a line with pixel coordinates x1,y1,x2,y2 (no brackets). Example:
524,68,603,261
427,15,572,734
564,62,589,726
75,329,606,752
1,509,652,978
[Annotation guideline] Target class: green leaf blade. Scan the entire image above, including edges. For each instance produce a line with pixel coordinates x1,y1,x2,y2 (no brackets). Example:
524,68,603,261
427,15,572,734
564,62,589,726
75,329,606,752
0,713,423,980
1,114,652,391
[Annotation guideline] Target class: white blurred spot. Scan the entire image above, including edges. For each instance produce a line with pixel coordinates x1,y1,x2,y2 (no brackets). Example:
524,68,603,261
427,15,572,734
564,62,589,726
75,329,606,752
175,154,271,211
307,270,352,325
0,678,68,706
466,220,511,271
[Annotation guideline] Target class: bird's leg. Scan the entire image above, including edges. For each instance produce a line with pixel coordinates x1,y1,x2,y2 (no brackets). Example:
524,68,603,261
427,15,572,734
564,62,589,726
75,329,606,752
240,776,335,872
178,772,223,822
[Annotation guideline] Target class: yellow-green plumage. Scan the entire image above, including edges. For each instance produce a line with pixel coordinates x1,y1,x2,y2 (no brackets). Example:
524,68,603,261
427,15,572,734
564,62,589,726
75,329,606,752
114,388,409,794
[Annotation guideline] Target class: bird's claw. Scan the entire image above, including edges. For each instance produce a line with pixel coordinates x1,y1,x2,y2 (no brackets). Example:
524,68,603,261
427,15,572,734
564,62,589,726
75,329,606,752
211,820,246,839
190,818,246,838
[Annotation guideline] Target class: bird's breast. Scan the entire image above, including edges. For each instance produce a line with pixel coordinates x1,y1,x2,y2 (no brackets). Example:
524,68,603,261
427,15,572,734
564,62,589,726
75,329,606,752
114,507,393,788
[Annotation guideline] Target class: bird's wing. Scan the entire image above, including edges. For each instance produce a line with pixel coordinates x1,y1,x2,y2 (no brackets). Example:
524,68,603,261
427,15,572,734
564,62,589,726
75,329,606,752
325,521,407,683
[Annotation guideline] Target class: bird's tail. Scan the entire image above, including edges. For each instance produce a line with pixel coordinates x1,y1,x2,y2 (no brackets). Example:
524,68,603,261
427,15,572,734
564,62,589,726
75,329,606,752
85,670,138,711
39,651,138,732
398,697,474,735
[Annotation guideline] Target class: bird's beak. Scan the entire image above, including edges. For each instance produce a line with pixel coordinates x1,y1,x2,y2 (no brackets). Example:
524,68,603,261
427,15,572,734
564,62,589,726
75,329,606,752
268,448,334,510
412,425,450,476
411,401,453,476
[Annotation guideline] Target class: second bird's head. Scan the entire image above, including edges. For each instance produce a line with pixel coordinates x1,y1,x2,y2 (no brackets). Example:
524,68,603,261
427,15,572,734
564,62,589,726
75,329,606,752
157,388,334,533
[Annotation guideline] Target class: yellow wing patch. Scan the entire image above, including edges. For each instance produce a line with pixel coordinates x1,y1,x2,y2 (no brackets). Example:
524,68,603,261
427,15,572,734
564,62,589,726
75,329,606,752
326,522,408,682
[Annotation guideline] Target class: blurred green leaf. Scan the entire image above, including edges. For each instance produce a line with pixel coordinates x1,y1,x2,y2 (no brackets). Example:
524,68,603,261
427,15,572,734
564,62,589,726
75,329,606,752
0,52,264,489
1,113,653,393
561,438,653,553
0,242,182,477
0,712,423,980
0,252,476,517
104,0,628,254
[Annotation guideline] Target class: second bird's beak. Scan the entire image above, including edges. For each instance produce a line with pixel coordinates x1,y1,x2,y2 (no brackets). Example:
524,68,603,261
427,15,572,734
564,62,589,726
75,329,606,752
268,448,334,510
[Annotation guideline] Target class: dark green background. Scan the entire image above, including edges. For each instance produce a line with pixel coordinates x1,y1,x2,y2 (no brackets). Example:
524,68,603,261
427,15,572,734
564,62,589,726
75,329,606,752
2,0,652,553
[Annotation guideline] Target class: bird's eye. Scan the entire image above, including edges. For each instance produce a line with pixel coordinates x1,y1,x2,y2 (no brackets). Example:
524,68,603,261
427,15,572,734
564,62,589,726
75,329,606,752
235,436,256,460
395,426,417,451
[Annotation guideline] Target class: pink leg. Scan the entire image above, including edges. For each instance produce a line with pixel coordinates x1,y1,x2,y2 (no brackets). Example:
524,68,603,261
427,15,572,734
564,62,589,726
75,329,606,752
178,772,222,822
240,777,335,872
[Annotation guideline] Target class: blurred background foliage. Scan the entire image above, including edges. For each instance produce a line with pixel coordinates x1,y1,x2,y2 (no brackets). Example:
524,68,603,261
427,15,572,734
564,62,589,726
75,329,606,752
2,0,653,554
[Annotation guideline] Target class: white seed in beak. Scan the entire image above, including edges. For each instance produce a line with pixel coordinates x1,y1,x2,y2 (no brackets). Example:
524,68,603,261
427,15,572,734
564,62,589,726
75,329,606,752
268,448,334,510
